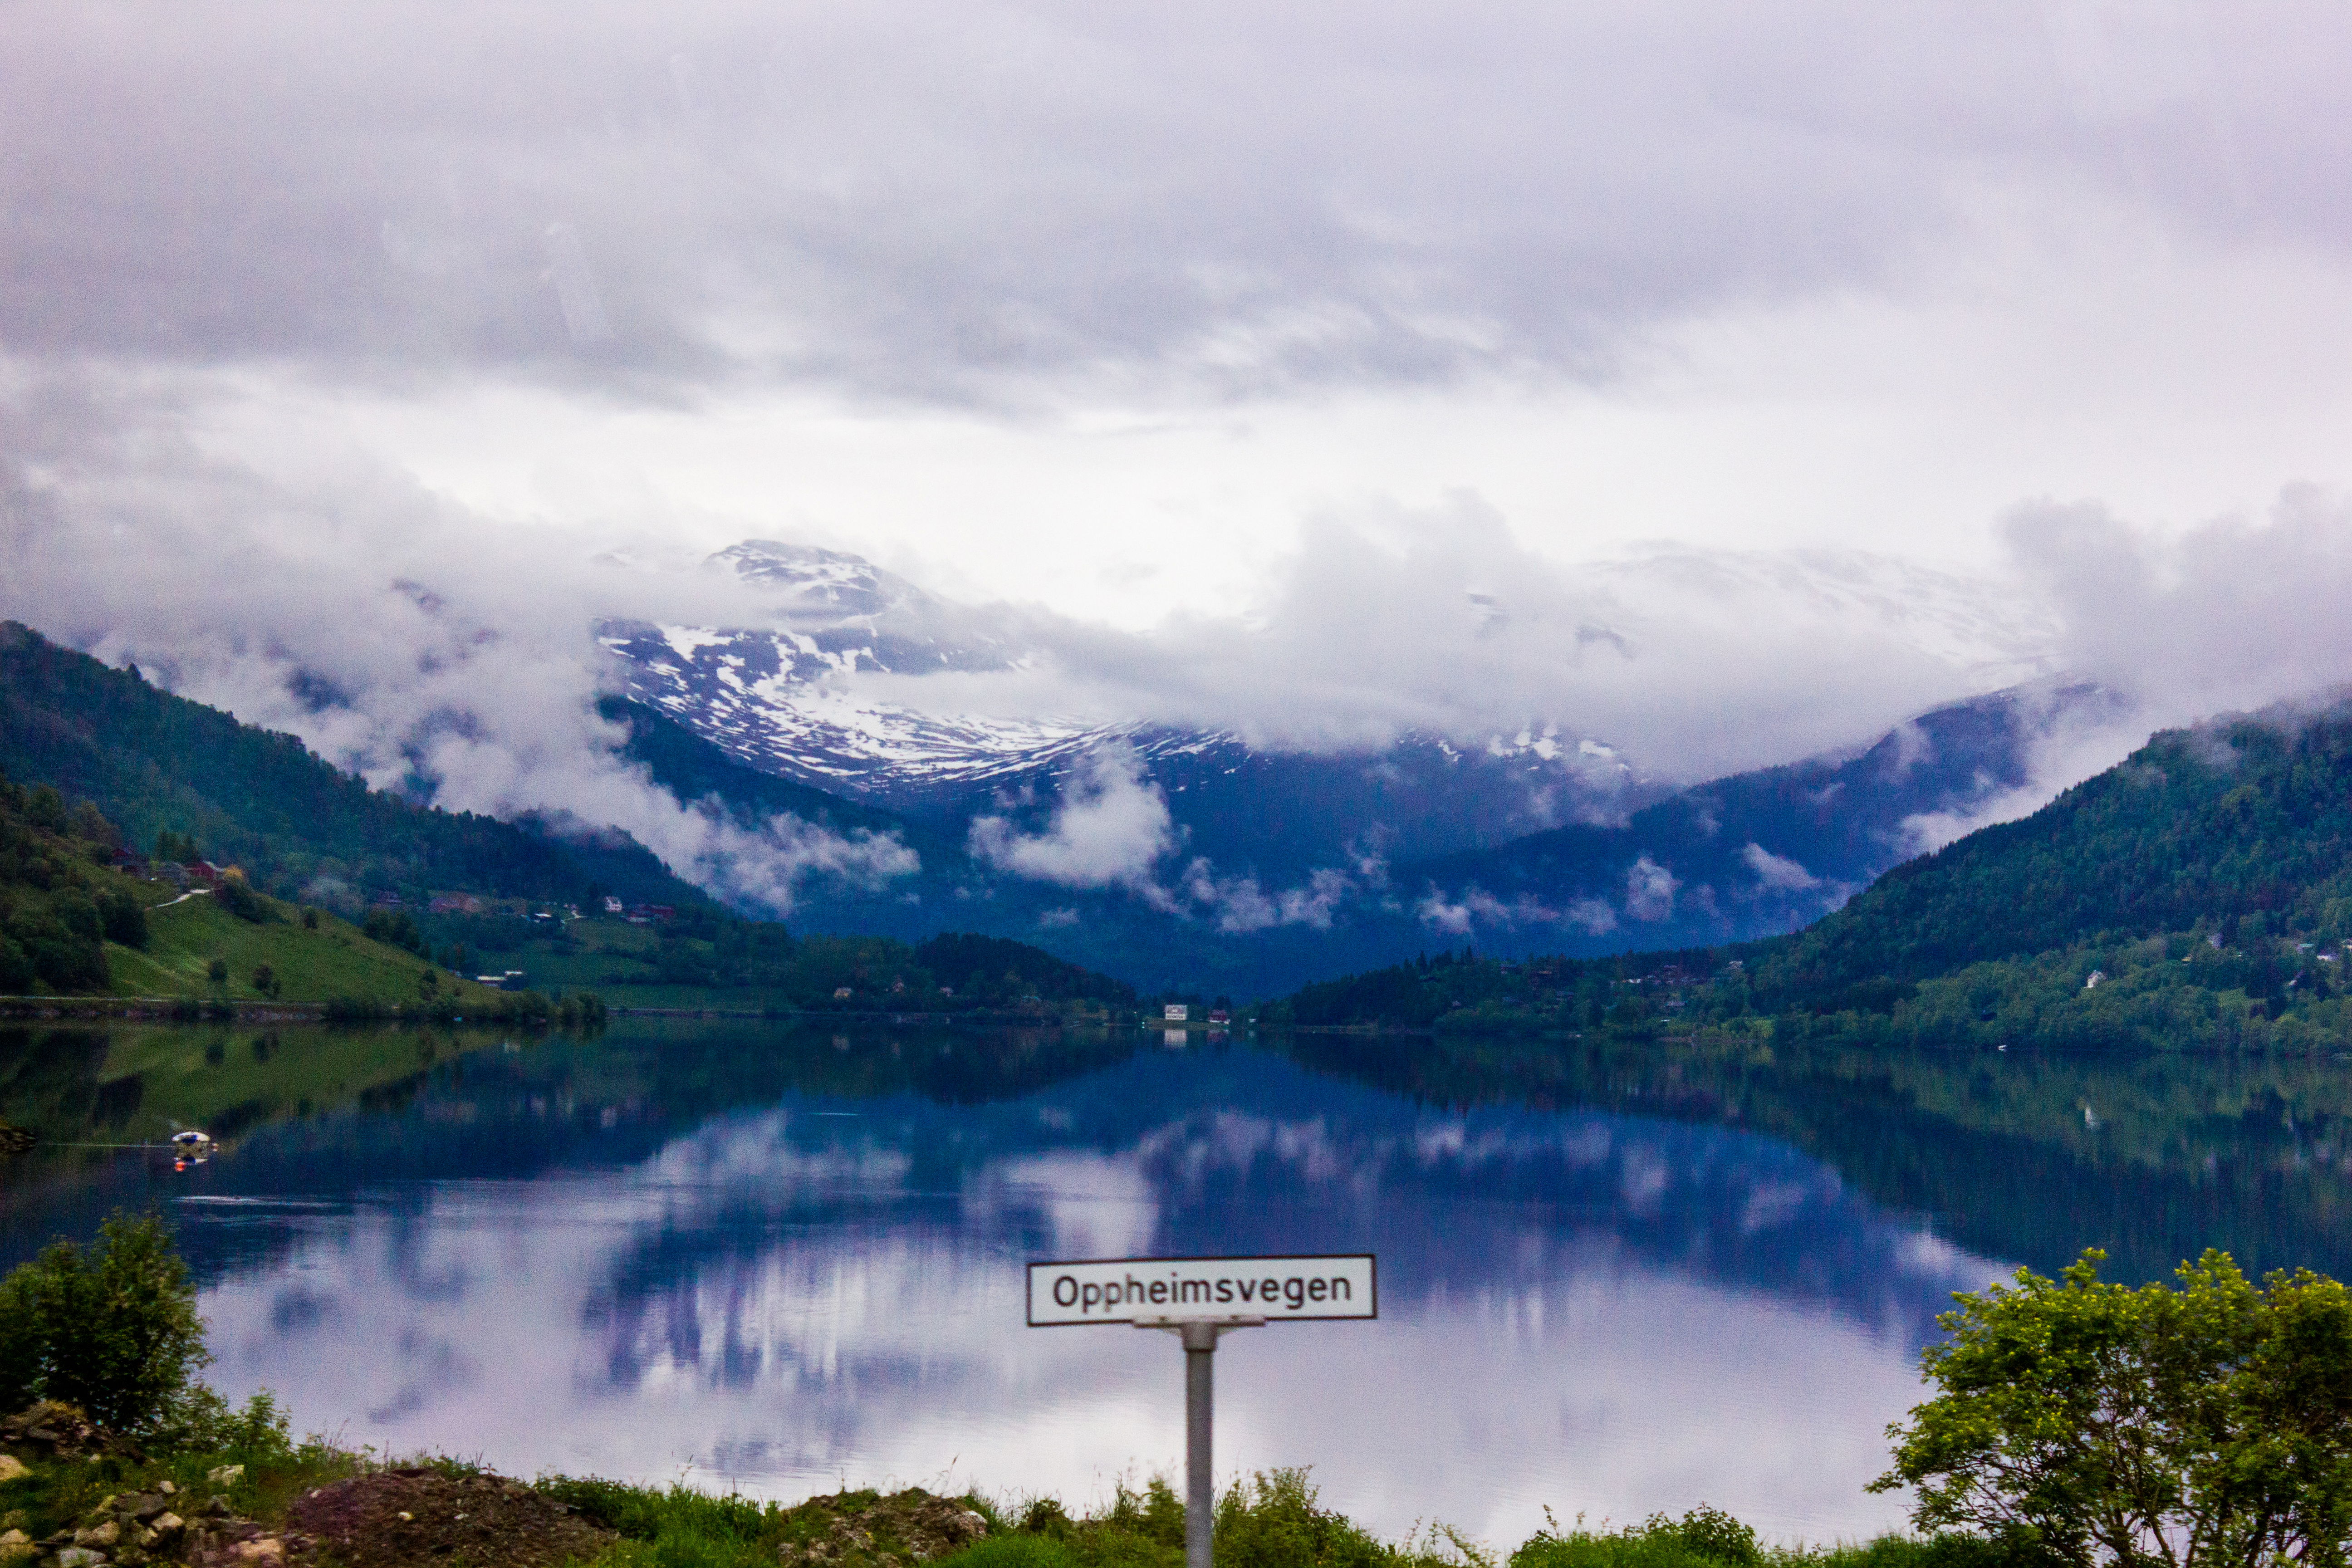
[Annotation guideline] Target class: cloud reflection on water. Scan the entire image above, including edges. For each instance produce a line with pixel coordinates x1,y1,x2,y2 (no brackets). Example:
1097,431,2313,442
186,1049,2002,1545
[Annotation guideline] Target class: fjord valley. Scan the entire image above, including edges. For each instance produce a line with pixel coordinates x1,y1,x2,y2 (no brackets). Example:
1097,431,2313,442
11,604,2352,1557
0,582,2129,1007
0,622,1135,1020
15,5,2352,1561
14,596,2352,1046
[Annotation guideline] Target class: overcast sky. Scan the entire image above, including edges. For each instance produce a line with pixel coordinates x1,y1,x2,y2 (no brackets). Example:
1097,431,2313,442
8,0,2352,809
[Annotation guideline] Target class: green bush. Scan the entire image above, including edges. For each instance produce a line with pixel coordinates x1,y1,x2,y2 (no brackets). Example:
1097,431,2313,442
1511,1528,1720,1568
1098,1477,1186,1550
1802,1541,2037,1568
1512,1509,1758,1568
1649,1508,1755,1568
153,1385,295,1458
98,887,147,947
1877,1248,2352,1568
952,1539,1083,1568
1213,1470,1390,1568
0,1212,212,1436
214,873,270,924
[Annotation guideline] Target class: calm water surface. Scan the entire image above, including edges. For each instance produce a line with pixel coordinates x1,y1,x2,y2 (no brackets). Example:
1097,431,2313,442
7,1021,2352,1545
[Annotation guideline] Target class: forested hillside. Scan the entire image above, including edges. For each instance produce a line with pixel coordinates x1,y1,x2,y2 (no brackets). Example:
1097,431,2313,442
1274,701,2352,1053
0,626,1140,1011
0,622,702,911
0,768,149,992
0,765,520,1008
1745,704,2352,1005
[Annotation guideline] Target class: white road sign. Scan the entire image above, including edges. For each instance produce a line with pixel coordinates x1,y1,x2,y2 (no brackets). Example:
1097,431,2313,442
1027,1253,1377,1325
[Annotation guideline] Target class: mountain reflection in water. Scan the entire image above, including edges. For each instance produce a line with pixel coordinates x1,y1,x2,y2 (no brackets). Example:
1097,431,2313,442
10,1022,2352,1544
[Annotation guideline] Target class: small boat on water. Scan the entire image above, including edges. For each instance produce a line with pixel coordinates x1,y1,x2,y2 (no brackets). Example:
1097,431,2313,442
170,1129,213,1150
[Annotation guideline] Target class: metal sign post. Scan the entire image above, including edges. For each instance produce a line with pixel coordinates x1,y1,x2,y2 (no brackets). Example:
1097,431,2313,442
1028,1254,1377,1568
1138,1316,1259,1568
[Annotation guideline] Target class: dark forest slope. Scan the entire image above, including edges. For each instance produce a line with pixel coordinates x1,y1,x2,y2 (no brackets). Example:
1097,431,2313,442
1747,703,2352,1007
1277,701,2352,1051
0,622,707,910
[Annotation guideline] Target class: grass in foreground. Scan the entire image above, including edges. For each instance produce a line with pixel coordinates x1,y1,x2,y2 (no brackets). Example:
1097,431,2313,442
531,1471,2040,1568
0,1430,2039,1568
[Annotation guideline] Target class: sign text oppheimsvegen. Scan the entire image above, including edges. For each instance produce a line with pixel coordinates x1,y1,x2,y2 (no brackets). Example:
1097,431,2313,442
1027,1254,1376,1325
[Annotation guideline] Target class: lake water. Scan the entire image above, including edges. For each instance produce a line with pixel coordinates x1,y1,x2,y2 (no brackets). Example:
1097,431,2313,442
7,1021,2352,1548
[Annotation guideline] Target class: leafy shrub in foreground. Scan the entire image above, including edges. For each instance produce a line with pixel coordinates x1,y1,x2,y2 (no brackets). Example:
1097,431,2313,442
1213,1470,1392,1568
1878,1247,2352,1568
153,1384,296,1459
1785,1539,2035,1568
0,1211,210,1436
951,1538,1084,1568
1511,1522,1721,1568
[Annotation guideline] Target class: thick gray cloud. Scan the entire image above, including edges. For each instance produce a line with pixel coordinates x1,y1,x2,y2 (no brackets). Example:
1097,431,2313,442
2011,487,2352,727
12,363,2352,930
5,0,2347,406
855,493,2059,778
0,370,918,914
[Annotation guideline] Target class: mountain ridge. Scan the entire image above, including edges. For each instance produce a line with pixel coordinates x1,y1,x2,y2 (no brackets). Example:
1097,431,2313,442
1273,695,2352,1054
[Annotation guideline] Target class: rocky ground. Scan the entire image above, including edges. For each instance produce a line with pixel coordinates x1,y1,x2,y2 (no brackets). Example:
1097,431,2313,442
773,1491,990,1568
281,1470,616,1568
0,1403,996,1568
3,1472,248,1568
0,1468,616,1568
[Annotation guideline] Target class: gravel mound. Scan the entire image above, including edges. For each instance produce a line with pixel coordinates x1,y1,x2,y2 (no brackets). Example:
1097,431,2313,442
283,1470,613,1568
775,1490,989,1568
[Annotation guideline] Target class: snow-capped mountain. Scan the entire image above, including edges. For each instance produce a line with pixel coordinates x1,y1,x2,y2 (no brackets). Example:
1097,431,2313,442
590,539,2134,992
703,539,928,620
598,614,1176,793
597,540,1642,854
598,540,1212,801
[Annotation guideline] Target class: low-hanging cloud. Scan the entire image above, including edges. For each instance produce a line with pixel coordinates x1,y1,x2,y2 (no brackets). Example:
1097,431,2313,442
849,493,2065,783
1740,843,1822,892
962,744,1383,930
0,372,918,916
1879,487,2352,853
1416,887,1619,937
967,746,1176,892
1182,862,1354,935
2011,488,2352,731
18,369,2352,936
1623,856,1681,922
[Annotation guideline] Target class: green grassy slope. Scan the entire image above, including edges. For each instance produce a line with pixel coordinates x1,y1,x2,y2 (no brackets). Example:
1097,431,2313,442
103,895,505,1009
0,758,509,1006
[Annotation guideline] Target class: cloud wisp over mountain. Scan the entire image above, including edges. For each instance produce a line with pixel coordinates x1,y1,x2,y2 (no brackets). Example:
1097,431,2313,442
13,363,2352,962
7,0,2352,935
